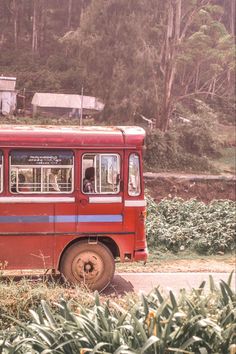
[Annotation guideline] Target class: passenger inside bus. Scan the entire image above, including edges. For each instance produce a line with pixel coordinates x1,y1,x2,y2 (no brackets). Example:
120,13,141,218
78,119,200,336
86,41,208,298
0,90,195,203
83,167,95,193
49,168,60,192
18,174,31,192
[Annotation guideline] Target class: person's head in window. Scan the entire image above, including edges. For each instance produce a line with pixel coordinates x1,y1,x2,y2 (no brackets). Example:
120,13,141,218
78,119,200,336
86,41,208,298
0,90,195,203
83,167,95,193
51,168,60,175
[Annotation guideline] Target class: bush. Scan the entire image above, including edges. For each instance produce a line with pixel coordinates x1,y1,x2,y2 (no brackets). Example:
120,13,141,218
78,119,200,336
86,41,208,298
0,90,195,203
146,196,235,254
0,276,235,353
176,119,220,157
144,117,221,171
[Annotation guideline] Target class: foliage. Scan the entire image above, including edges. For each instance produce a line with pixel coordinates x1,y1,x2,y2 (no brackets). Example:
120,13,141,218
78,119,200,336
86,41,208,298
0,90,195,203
0,275,235,353
144,122,217,171
146,196,235,254
0,0,234,129
176,119,220,157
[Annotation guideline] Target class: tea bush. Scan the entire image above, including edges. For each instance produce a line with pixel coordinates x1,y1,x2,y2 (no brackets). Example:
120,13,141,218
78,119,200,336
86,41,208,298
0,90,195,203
146,197,235,254
0,275,235,353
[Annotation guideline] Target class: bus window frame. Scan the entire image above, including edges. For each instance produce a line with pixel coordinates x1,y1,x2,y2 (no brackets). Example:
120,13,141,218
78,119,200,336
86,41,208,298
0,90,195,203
9,151,75,195
82,152,121,195
0,151,3,194
128,152,141,197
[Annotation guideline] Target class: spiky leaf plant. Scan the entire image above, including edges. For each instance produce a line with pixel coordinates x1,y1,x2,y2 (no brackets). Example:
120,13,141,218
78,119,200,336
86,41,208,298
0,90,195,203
0,274,235,353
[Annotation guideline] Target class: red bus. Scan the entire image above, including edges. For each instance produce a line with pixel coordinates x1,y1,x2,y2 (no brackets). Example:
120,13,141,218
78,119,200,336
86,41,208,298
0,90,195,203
0,125,147,290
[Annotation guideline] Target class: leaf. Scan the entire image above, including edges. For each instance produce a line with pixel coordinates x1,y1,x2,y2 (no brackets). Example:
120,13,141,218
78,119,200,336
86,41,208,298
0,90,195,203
140,336,159,353
94,291,101,307
114,345,136,354
209,275,216,292
169,291,178,309
180,335,203,350
41,300,57,328
91,342,110,354
227,271,234,287
142,294,149,317
220,280,234,301
131,315,148,343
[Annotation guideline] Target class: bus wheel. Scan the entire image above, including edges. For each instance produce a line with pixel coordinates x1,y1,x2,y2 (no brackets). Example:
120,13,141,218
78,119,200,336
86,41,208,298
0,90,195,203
60,241,115,291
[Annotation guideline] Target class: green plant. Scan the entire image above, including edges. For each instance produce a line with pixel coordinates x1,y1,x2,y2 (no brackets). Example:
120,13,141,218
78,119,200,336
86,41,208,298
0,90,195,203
0,275,235,353
146,196,235,254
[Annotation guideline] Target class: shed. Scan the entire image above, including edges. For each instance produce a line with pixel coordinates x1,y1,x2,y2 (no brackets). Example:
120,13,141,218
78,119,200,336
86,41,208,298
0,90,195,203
31,93,104,117
0,76,17,115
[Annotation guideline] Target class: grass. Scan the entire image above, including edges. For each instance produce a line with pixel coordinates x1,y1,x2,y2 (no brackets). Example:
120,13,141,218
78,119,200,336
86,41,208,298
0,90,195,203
210,147,236,173
0,277,96,329
214,123,235,146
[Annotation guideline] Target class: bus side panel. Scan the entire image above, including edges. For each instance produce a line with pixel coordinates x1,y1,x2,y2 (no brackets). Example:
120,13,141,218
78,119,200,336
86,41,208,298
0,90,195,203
123,206,147,258
54,203,77,233
76,204,123,233
0,203,54,269
0,235,54,269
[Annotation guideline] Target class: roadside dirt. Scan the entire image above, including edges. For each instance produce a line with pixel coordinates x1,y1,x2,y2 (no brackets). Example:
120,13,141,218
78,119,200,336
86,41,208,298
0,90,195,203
117,256,235,273
144,172,236,202
2,256,235,279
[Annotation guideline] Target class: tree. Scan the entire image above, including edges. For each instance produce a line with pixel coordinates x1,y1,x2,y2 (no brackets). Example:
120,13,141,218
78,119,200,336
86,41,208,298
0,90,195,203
62,0,234,129
61,0,162,122
157,0,235,130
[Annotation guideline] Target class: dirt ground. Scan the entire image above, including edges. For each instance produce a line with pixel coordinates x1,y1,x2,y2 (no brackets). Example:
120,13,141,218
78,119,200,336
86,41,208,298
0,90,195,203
117,256,235,273
2,256,235,279
144,172,236,202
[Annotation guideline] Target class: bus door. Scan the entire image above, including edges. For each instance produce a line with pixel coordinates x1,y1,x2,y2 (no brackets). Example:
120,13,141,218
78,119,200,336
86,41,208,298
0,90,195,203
77,151,124,235
123,151,146,258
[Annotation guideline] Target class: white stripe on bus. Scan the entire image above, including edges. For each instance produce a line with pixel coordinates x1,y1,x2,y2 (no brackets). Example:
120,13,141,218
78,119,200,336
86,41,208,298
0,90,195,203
89,196,122,204
124,200,146,207
0,197,75,203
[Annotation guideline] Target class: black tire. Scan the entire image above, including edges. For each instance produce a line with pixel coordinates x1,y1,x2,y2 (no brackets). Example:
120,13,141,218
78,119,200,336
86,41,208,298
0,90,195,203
60,241,115,291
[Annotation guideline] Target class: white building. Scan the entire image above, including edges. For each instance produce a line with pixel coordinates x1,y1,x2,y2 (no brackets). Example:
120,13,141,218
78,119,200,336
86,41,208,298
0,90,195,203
0,76,17,115
31,92,104,117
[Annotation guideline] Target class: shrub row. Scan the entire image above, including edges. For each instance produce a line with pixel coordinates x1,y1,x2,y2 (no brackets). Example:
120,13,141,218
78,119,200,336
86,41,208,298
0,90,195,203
146,197,235,254
0,275,235,353
144,120,220,172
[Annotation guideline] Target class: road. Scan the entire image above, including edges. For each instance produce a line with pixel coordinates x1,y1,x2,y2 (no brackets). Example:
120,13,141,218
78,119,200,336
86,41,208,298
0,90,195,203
105,272,235,295
2,271,235,295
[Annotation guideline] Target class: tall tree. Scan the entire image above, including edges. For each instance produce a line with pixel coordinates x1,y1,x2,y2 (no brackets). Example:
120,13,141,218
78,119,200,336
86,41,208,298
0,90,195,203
62,0,234,128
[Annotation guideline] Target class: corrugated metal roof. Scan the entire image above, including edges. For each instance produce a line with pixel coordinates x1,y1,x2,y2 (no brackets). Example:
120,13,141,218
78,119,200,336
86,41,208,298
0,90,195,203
0,77,16,91
31,93,104,111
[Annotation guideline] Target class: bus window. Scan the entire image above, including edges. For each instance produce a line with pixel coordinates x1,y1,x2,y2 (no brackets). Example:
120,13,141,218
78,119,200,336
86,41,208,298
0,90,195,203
10,150,74,194
128,153,141,196
82,153,120,194
0,151,3,193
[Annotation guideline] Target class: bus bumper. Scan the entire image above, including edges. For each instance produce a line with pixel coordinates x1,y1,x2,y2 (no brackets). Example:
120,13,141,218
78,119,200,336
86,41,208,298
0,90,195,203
134,248,148,261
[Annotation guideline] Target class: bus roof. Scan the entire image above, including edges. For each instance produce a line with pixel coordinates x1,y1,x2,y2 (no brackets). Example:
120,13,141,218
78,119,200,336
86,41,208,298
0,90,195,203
0,125,145,148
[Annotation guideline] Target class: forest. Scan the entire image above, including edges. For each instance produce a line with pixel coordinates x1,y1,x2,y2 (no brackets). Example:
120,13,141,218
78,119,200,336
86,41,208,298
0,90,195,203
0,0,235,170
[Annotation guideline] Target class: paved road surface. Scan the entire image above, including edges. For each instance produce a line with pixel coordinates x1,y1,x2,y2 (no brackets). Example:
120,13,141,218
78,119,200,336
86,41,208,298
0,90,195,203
105,272,235,295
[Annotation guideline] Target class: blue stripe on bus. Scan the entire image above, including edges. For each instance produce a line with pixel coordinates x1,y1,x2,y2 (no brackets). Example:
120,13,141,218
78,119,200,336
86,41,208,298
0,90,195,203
0,215,123,223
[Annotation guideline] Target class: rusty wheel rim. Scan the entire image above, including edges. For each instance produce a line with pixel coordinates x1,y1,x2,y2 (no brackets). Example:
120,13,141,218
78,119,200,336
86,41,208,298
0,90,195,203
72,251,104,283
